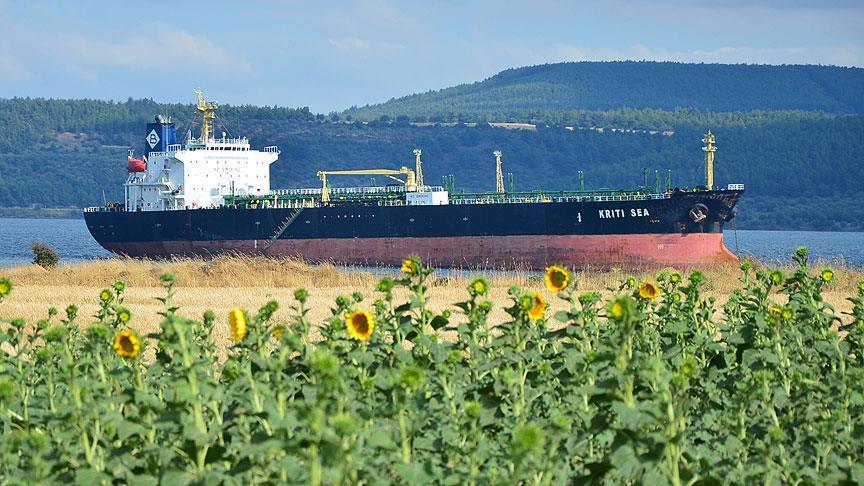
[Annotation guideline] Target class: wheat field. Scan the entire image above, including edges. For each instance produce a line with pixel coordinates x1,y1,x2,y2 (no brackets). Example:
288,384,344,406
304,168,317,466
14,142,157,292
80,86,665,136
2,255,861,349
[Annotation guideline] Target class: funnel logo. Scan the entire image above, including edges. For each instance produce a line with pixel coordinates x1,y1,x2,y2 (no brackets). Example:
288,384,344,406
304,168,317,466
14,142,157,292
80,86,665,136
147,129,160,149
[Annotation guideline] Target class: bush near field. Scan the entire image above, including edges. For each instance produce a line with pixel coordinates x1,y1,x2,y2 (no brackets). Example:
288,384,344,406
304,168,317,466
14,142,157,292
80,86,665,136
0,249,863,484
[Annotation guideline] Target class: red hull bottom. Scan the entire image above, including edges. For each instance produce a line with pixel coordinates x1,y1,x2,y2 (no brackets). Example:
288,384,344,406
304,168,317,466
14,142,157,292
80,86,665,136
103,233,737,269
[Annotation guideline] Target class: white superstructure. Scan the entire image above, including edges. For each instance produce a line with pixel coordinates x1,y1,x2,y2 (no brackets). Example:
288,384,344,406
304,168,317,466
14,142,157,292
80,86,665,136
124,91,279,212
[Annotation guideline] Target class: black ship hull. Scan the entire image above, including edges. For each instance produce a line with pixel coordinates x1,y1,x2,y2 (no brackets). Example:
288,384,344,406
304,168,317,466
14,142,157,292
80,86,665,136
84,189,742,269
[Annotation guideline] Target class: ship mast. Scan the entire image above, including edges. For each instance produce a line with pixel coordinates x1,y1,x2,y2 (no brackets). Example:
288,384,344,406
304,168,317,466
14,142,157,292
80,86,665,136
494,150,505,193
195,89,218,143
702,130,716,190
413,149,424,191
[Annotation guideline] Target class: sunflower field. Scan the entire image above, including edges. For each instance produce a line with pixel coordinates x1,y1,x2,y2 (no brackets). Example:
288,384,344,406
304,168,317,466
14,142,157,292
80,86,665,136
1,248,864,484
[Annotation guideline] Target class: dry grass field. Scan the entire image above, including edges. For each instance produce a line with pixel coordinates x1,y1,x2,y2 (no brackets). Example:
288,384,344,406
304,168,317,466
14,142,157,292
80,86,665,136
2,255,861,350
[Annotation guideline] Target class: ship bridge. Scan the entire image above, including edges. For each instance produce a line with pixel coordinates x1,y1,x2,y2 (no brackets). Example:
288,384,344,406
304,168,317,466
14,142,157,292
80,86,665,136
121,90,280,212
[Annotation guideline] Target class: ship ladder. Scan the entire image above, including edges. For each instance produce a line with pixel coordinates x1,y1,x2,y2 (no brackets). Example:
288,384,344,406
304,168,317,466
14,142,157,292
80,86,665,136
261,208,305,255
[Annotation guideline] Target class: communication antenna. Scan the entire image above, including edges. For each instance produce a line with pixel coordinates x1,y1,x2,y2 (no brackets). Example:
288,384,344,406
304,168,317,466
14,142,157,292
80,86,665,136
413,149,424,191
493,150,505,193
702,131,716,190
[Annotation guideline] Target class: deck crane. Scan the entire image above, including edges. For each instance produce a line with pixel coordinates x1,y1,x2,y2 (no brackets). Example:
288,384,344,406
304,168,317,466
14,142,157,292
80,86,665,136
316,167,417,203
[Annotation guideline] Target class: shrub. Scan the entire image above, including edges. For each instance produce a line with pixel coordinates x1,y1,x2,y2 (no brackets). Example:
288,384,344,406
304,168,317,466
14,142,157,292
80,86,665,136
30,242,59,269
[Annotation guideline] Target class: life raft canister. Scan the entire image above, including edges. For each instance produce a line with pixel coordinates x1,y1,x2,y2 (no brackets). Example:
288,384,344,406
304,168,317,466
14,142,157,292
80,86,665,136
127,157,147,173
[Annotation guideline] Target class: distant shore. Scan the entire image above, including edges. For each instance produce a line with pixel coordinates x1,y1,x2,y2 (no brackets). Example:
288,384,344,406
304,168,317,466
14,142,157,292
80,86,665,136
0,207,83,219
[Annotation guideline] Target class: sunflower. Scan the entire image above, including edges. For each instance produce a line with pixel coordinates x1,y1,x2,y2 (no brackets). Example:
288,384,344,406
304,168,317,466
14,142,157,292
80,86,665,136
769,270,784,286
99,289,112,303
0,278,11,298
544,265,570,293
669,273,682,284
273,325,285,338
345,309,375,341
528,291,546,320
820,268,835,283
228,307,247,342
638,281,660,300
401,259,417,275
608,300,625,320
117,308,131,324
113,330,142,358
767,305,782,325
470,277,488,296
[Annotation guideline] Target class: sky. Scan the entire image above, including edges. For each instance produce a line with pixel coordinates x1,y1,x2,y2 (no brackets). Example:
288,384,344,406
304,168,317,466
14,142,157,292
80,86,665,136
0,0,862,113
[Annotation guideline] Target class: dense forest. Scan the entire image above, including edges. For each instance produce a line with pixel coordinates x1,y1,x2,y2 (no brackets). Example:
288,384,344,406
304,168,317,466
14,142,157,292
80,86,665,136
2,62,864,231
344,61,864,121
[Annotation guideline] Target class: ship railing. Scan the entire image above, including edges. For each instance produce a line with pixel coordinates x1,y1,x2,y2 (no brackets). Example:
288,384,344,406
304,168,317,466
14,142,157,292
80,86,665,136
84,205,125,213
166,144,182,152
271,185,445,197
208,137,249,145
447,192,670,205
147,151,167,158
263,146,279,153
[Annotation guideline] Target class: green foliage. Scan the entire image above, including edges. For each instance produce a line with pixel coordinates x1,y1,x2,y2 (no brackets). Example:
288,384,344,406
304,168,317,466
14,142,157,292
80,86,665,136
345,61,864,120
30,242,59,269
1,252,864,483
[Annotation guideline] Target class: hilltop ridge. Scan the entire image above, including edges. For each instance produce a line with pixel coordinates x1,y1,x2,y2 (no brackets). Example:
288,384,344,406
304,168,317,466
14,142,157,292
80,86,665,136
344,61,864,121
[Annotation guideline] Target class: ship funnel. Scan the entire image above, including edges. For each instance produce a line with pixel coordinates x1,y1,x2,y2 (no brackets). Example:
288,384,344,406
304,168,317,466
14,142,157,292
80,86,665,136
144,114,177,157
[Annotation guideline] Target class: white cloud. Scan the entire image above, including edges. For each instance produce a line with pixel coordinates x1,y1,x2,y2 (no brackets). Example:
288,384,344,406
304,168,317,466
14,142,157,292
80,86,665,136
52,23,252,77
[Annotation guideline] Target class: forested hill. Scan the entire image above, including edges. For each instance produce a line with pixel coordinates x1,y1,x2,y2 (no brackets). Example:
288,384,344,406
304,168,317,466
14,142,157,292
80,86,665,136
343,62,864,121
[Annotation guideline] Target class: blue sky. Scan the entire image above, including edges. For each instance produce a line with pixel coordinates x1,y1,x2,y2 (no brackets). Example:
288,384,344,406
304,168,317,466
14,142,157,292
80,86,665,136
0,0,861,112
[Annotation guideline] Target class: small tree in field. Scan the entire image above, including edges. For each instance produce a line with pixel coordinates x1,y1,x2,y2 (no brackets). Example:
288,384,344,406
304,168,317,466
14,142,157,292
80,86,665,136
31,242,59,269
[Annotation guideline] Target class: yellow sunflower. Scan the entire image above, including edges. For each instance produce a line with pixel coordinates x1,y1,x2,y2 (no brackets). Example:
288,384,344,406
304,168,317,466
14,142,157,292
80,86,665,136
99,289,112,302
345,309,375,341
820,268,835,283
470,277,488,296
401,259,417,275
544,265,570,293
608,300,625,320
113,330,141,358
528,291,547,320
0,278,11,298
639,281,660,300
228,307,248,342
117,308,132,324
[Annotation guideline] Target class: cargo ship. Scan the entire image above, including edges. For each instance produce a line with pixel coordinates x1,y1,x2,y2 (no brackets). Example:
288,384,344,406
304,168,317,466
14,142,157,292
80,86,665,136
84,91,743,269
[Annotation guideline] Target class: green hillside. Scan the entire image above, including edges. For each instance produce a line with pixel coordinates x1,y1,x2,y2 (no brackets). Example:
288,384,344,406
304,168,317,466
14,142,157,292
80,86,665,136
3,62,864,231
344,61,864,122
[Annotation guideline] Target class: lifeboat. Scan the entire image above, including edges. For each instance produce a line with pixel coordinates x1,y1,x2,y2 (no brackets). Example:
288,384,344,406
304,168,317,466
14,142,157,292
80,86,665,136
127,156,146,173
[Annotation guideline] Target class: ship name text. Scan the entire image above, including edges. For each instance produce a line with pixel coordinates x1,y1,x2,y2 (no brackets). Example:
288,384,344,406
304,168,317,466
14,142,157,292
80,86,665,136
598,208,651,219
